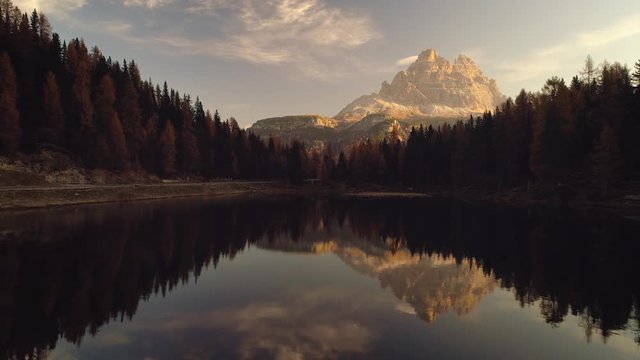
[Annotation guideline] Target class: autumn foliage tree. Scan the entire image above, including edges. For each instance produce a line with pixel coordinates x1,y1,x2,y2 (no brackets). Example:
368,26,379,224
66,39,94,156
0,51,20,154
41,71,65,144
93,75,128,171
158,120,176,176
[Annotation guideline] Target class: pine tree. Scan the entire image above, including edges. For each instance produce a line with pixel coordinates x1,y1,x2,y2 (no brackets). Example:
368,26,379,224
94,75,128,170
592,123,621,196
38,13,50,42
158,120,176,175
632,59,640,91
580,55,597,92
0,52,20,154
66,39,94,155
177,97,200,173
117,78,145,169
509,90,533,185
42,71,65,144
287,141,304,185
29,9,38,36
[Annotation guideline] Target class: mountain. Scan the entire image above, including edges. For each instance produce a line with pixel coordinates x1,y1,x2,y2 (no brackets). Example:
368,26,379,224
336,49,506,122
248,49,506,144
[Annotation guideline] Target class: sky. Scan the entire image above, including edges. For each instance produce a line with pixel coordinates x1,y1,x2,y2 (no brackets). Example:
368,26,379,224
13,0,640,127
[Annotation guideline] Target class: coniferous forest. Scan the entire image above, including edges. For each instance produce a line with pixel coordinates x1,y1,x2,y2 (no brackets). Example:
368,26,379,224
1,0,640,194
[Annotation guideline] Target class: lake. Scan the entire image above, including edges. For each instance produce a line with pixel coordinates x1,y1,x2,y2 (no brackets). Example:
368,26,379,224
1,196,639,359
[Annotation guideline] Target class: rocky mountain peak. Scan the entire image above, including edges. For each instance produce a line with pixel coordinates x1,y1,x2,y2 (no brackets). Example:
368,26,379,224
335,49,506,123
418,48,439,62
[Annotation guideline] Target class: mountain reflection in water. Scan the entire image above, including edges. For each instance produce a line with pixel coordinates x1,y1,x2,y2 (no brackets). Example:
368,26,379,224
0,197,639,359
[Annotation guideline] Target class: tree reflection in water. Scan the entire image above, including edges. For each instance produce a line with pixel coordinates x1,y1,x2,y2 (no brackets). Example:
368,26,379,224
0,197,639,359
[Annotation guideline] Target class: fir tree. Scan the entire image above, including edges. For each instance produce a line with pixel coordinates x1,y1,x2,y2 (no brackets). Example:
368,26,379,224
159,120,176,175
41,71,65,144
0,52,20,154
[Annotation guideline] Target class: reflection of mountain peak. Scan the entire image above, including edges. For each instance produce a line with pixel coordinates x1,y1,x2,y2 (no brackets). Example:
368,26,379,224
260,235,497,325
334,247,497,323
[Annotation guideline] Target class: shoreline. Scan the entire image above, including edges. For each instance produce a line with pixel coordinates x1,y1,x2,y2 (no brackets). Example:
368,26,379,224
1,182,639,219
0,182,294,211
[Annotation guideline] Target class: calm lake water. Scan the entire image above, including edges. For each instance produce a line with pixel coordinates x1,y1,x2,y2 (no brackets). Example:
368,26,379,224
1,196,640,359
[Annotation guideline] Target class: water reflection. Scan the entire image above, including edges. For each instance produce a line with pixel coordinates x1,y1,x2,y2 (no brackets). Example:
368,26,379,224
264,237,497,323
0,197,639,359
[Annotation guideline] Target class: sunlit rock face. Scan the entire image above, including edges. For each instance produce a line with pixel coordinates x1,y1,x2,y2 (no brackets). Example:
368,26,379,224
335,49,506,122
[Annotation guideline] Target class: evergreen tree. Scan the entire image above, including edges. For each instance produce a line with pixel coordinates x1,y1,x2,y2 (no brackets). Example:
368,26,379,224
580,55,597,92
29,9,38,36
0,51,20,154
66,39,94,156
158,120,176,175
592,123,621,196
177,97,200,173
94,75,128,170
631,59,640,90
287,141,304,185
41,71,65,144
117,76,145,169
38,13,50,42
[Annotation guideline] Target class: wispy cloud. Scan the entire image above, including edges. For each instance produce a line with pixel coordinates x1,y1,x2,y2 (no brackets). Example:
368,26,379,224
100,20,134,35
108,0,380,80
396,55,418,66
497,14,640,83
184,0,231,15
13,0,86,18
576,15,640,47
123,0,173,9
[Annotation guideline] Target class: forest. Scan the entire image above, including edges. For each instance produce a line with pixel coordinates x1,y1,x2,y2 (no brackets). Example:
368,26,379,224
1,0,640,193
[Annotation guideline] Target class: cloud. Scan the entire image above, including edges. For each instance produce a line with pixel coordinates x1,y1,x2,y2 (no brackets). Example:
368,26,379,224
396,55,418,66
123,0,173,9
576,14,640,47
12,0,86,18
185,0,230,15
111,0,379,79
497,14,640,83
100,20,134,35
